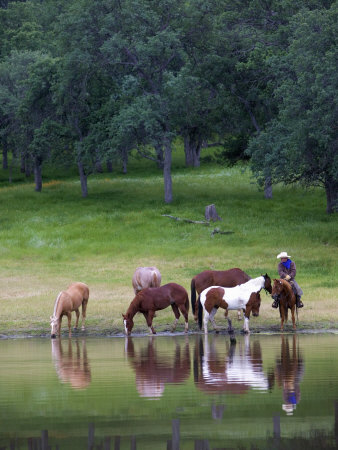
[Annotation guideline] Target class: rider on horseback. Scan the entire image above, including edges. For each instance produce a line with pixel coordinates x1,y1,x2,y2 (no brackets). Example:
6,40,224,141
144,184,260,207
272,252,304,309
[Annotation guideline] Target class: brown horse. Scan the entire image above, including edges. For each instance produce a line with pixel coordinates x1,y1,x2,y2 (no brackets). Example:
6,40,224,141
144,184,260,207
125,337,190,398
191,268,253,324
123,283,189,335
50,282,89,338
132,266,161,294
271,279,297,331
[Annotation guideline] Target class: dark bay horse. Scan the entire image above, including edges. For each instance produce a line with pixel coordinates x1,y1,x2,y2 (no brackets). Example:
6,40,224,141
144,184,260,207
199,274,271,334
50,282,89,338
123,283,189,335
271,279,297,331
191,268,253,324
132,266,161,294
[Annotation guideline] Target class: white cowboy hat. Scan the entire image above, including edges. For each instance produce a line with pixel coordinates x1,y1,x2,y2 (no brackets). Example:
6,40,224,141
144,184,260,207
277,251,291,259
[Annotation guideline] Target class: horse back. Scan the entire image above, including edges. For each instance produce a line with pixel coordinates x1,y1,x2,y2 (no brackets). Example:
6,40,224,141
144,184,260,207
132,267,161,292
66,282,89,306
194,268,250,294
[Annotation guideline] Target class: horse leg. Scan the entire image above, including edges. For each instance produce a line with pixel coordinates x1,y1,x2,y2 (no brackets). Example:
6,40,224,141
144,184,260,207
280,305,284,331
291,306,296,330
203,310,210,334
177,304,189,333
74,309,80,330
243,316,250,334
227,317,234,333
210,308,220,333
66,312,72,337
171,304,180,332
237,309,242,321
81,299,88,330
144,310,156,335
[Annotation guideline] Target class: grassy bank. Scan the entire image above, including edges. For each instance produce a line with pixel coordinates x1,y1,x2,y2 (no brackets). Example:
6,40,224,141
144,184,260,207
0,149,337,336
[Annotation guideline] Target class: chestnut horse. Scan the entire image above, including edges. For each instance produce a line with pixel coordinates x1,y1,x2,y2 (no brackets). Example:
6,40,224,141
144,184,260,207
132,266,161,294
191,268,253,324
123,283,189,335
199,274,272,334
50,282,89,338
271,279,297,331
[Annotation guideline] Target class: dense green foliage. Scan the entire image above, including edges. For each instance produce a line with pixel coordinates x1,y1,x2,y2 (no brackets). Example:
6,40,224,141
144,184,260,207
0,0,337,211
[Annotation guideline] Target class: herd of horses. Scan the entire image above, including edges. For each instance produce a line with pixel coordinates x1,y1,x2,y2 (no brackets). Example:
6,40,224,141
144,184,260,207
50,266,299,339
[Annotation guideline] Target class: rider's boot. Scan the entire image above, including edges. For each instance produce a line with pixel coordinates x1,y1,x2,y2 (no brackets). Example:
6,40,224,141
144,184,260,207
296,295,304,308
271,298,279,308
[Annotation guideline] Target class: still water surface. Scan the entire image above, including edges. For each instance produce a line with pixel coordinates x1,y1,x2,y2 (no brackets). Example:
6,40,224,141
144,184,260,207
0,333,337,449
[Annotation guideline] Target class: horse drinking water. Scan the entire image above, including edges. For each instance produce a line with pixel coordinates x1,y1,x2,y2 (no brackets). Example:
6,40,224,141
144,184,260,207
132,266,161,294
199,274,272,334
271,278,297,331
123,283,189,336
50,282,89,338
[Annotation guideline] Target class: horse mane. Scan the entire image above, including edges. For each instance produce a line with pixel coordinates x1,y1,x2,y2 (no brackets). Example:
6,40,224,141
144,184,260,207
126,293,143,317
53,292,63,317
280,279,294,297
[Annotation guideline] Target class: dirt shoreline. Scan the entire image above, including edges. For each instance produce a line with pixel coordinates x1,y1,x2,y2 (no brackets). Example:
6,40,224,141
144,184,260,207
1,324,337,339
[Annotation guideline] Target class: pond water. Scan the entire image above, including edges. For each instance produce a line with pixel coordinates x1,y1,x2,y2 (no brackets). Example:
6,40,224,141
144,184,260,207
0,333,337,449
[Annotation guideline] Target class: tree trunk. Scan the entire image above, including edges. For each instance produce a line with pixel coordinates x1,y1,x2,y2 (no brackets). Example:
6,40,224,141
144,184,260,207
34,157,42,192
106,160,113,172
184,132,202,167
163,136,173,203
78,161,88,197
122,148,128,174
95,150,103,173
155,143,164,169
264,176,273,199
2,136,8,169
325,177,338,214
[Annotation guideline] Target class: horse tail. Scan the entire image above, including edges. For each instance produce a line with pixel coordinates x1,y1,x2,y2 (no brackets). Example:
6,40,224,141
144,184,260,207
191,278,196,314
198,297,203,330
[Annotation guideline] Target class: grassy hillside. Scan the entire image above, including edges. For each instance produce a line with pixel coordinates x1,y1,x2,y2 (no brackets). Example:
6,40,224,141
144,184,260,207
0,147,337,335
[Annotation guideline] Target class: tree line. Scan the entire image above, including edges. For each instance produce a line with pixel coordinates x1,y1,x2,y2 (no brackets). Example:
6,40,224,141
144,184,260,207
0,0,336,212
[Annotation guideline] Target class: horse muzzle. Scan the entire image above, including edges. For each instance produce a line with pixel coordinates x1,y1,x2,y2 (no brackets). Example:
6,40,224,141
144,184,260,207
51,334,56,339
252,312,259,317
272,294,280,301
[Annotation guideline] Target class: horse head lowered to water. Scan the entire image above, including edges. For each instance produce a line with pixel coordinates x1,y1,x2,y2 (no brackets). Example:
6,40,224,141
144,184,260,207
123,283,189,336
50,282,89,338
199,274,272,335
271,278,297,331
132,266,161,294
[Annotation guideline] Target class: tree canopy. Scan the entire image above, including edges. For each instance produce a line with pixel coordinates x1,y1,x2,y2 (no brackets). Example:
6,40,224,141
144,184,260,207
0,0,336,212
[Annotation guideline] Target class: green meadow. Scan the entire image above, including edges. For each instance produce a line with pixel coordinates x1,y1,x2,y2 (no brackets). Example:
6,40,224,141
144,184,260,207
0,147,337,335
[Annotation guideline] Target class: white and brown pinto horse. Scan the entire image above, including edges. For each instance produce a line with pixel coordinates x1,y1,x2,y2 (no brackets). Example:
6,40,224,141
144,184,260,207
123,283,189,336
50,282,89,338
199,274,272,334
132,266,161,294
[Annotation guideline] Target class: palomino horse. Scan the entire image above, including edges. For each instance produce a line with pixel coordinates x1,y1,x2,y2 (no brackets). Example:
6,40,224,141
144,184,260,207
199,274,272,334
271,278,297,331
123,283,189,335
50,282,89,338
132,266,161,294
191,268,253,323
125,337,190,398
51,338,91,389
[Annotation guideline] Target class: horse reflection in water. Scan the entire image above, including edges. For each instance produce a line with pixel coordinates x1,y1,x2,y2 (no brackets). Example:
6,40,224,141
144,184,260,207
268,335,304,415
125,337,190,398
194,334,268,396
51,338,91,389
